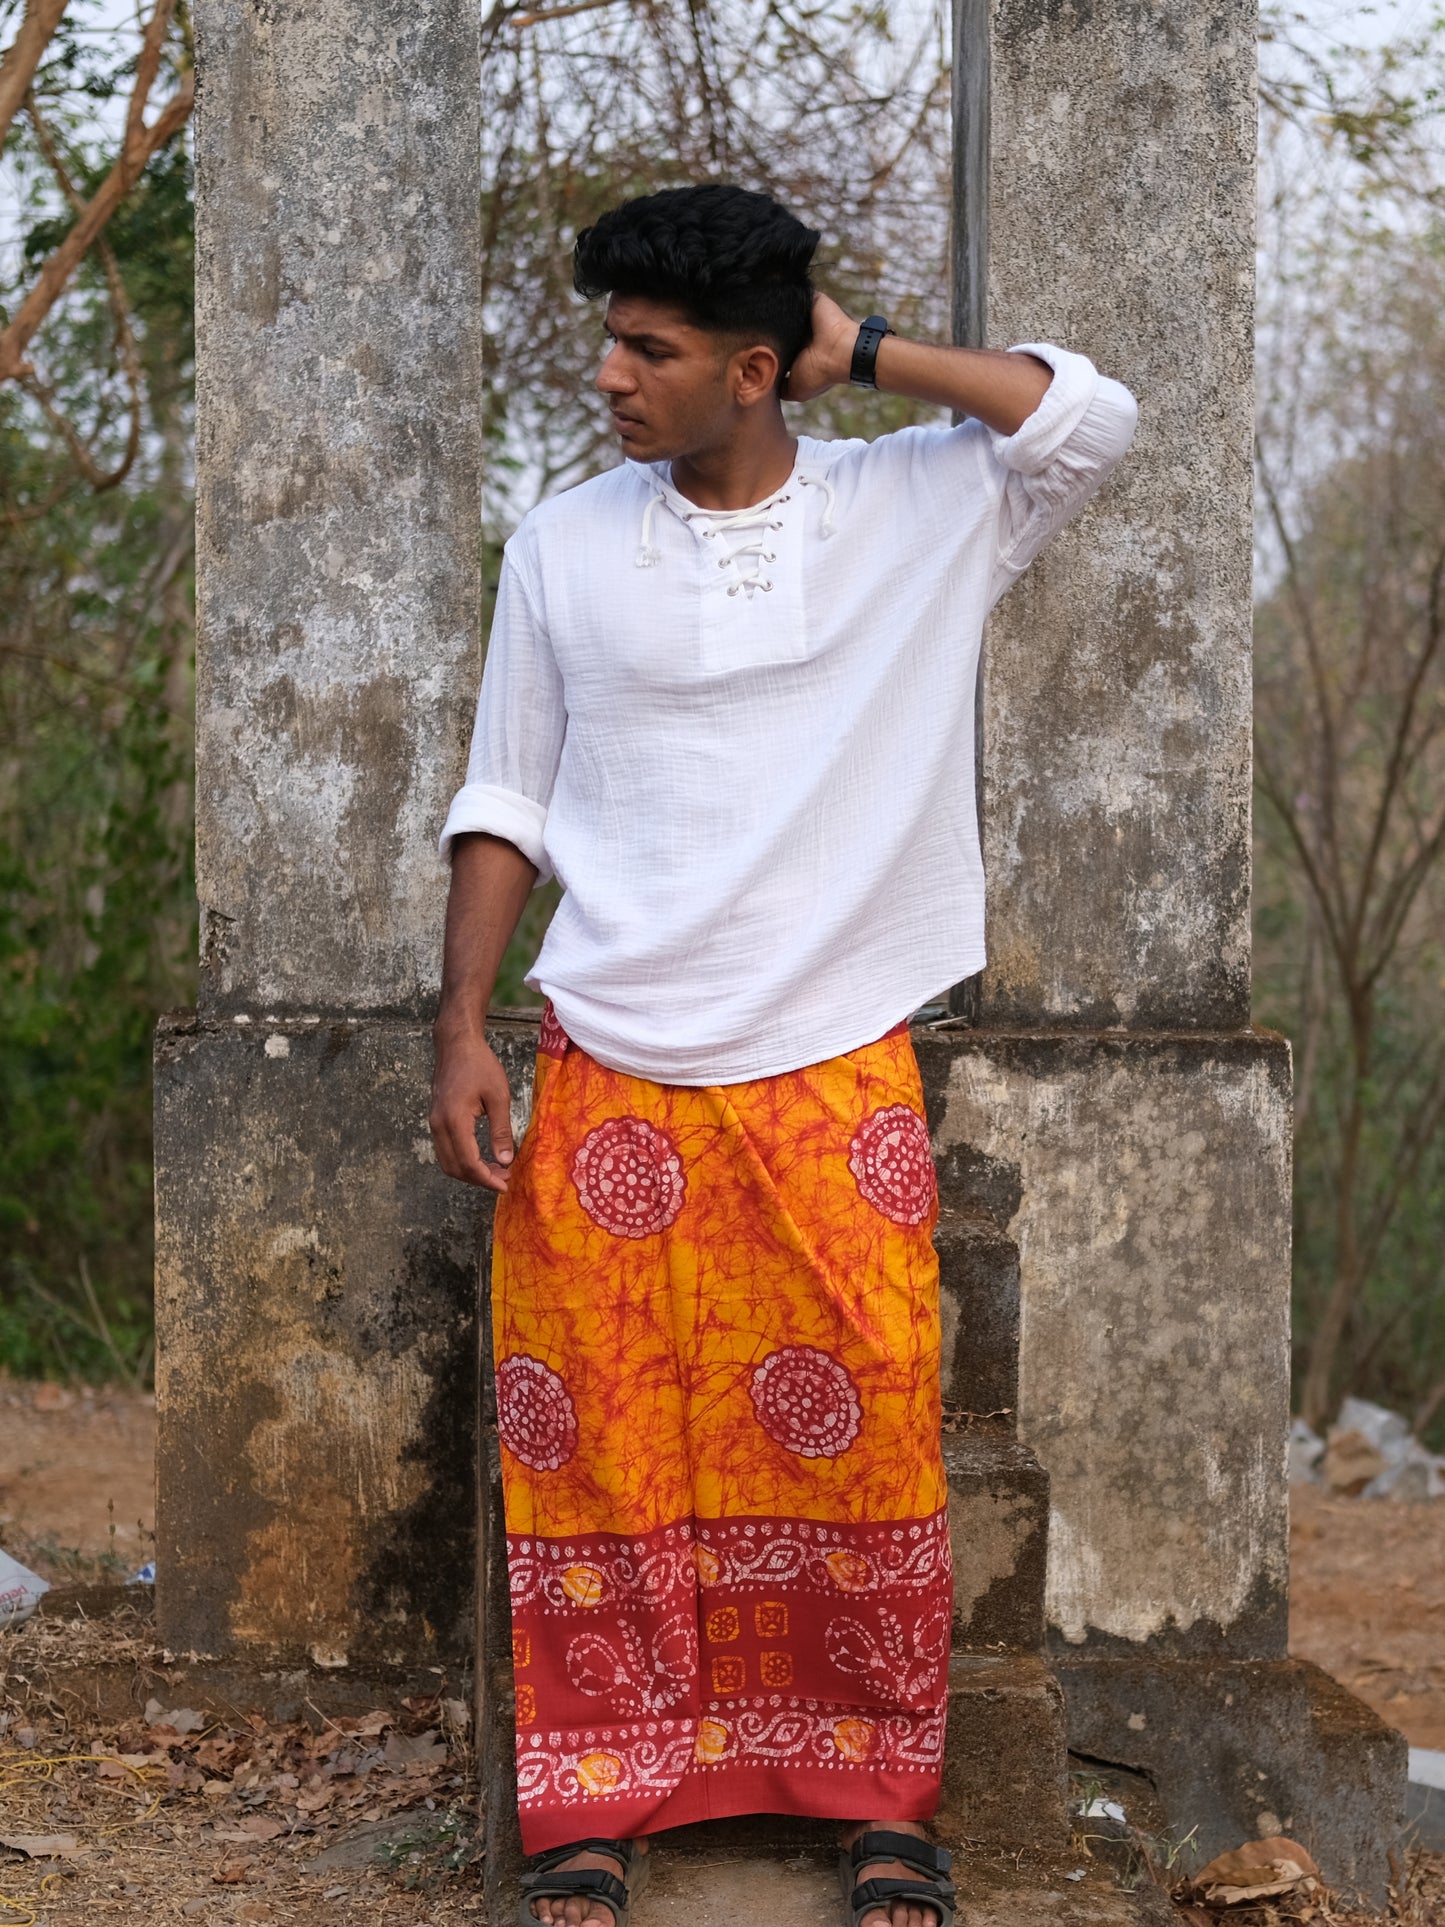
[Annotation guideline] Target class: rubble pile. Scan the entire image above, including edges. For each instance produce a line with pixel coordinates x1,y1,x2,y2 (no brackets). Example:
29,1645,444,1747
1291,1399,1445,1501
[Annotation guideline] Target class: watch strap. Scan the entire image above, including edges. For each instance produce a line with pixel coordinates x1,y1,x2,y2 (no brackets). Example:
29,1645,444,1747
849,313,895,389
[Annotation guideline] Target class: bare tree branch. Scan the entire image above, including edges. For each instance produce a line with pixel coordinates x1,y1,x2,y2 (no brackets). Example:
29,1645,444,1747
512,0,626,26
0,0,68,154
0,0,193,385
1256,438,1349,917
23,90,145,489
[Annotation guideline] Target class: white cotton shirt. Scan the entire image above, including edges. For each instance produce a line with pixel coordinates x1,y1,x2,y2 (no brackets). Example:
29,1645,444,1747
440,342,1138,1084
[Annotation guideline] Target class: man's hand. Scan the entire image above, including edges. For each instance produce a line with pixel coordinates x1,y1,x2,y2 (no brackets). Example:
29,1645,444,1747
782,286,1055,434
430,830,538,1191
782,289,858,403
430,1019,516,1191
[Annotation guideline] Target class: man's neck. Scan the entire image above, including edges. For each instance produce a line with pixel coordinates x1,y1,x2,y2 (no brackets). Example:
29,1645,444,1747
668,418,799,511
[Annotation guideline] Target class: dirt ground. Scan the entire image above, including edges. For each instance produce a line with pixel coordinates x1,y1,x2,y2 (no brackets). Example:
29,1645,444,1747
1289,1480,1445,1751
4,1376,1443,1749
0,1379,156,1586
2,1377,1444,1924
0,1621,482,1925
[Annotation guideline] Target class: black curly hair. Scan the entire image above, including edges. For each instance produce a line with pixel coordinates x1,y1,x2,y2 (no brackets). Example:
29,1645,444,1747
573,184,820,386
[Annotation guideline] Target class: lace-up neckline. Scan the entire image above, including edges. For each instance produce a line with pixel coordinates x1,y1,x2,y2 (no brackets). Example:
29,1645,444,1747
636,462,836,595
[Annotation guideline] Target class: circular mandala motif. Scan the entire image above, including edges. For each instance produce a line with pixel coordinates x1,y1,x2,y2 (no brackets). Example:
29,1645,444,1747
749,1345,862,1459
539,1001,569,1059
572,1116,686,1238
847,1103,935,1226
495,1353,579,1471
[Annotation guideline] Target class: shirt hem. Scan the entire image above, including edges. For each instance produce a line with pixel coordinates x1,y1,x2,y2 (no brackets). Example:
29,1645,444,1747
528,958,987,1085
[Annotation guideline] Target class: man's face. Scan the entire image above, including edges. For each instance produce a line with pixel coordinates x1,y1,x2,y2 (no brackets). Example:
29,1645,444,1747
595,292,772,462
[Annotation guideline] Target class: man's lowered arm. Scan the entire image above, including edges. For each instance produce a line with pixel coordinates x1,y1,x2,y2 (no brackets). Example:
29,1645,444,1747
430,831,538,1191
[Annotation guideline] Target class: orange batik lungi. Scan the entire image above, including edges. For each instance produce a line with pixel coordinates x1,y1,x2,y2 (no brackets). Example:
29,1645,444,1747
490,1003,952,1852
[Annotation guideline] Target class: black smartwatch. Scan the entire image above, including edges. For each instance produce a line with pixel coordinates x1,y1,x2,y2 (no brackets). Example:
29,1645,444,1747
849,313,895,389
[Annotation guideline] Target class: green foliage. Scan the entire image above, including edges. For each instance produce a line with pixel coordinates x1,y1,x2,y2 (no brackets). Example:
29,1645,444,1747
0,534,194,1384
0,455,195,1382
1,83,195,1385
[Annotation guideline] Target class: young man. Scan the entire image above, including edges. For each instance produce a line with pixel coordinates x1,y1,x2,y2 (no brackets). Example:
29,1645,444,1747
431,184,1137,1927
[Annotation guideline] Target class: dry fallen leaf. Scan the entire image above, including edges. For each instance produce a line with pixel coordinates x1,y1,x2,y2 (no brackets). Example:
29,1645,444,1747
240,1814,287,1839
212,1816,284,1844
383,1730,446,1768
1185,1837,1322,1907
0,1832,78,1859
143,1697,206,1734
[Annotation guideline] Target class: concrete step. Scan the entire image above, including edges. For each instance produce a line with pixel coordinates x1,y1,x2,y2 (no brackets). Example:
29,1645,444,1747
1055,1653,1408,1905
935,1205,1020,1425
935,1653,1070,1848
628,1833,1178,1927
944,1431,1048,1654
482,1652,1071,1916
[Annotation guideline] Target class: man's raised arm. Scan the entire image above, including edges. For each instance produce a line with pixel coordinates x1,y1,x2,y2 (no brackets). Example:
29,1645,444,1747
783,290,1053,431
430,831,538,1191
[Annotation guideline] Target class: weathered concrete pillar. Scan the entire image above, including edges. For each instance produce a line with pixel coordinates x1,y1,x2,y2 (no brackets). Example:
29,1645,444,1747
938,0,1403,1893
961,0,1254,1032
154,0,488,1666
947,0,1281,1665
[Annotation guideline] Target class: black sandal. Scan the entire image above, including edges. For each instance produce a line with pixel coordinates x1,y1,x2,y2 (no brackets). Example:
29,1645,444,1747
516,1836,651,1926
838,1828,957,1927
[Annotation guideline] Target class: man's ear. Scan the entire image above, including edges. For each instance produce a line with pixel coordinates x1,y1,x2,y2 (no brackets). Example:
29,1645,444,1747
732,341,783,407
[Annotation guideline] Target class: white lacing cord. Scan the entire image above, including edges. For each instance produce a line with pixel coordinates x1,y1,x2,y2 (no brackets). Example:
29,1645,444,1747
636,491,663,568
797,471,837,538
683,492,790,598
635,468,837,590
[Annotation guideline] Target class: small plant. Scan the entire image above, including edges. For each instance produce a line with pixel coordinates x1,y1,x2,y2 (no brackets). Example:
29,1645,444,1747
372,1804,483,1891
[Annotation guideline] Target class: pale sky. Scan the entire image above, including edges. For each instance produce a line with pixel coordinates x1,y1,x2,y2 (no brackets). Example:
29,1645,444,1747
3,3,1434,293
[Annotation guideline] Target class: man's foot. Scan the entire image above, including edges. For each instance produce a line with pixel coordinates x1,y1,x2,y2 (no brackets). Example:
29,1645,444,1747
526,1838,649,1925
840,1819,947,1927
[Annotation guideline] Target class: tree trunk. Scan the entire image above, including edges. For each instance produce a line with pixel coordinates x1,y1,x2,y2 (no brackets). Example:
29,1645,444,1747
1299,993,1371,1428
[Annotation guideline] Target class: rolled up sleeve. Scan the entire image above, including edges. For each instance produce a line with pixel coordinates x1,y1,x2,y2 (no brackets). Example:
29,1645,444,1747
438,540,565,884
987,341,1138,603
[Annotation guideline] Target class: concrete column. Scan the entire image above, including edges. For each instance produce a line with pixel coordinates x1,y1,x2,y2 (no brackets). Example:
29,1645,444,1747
973,0,1255,1031
155,0,487,1662
947,0,1275,1656
192,2,482,1018
939,1,1404,1890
